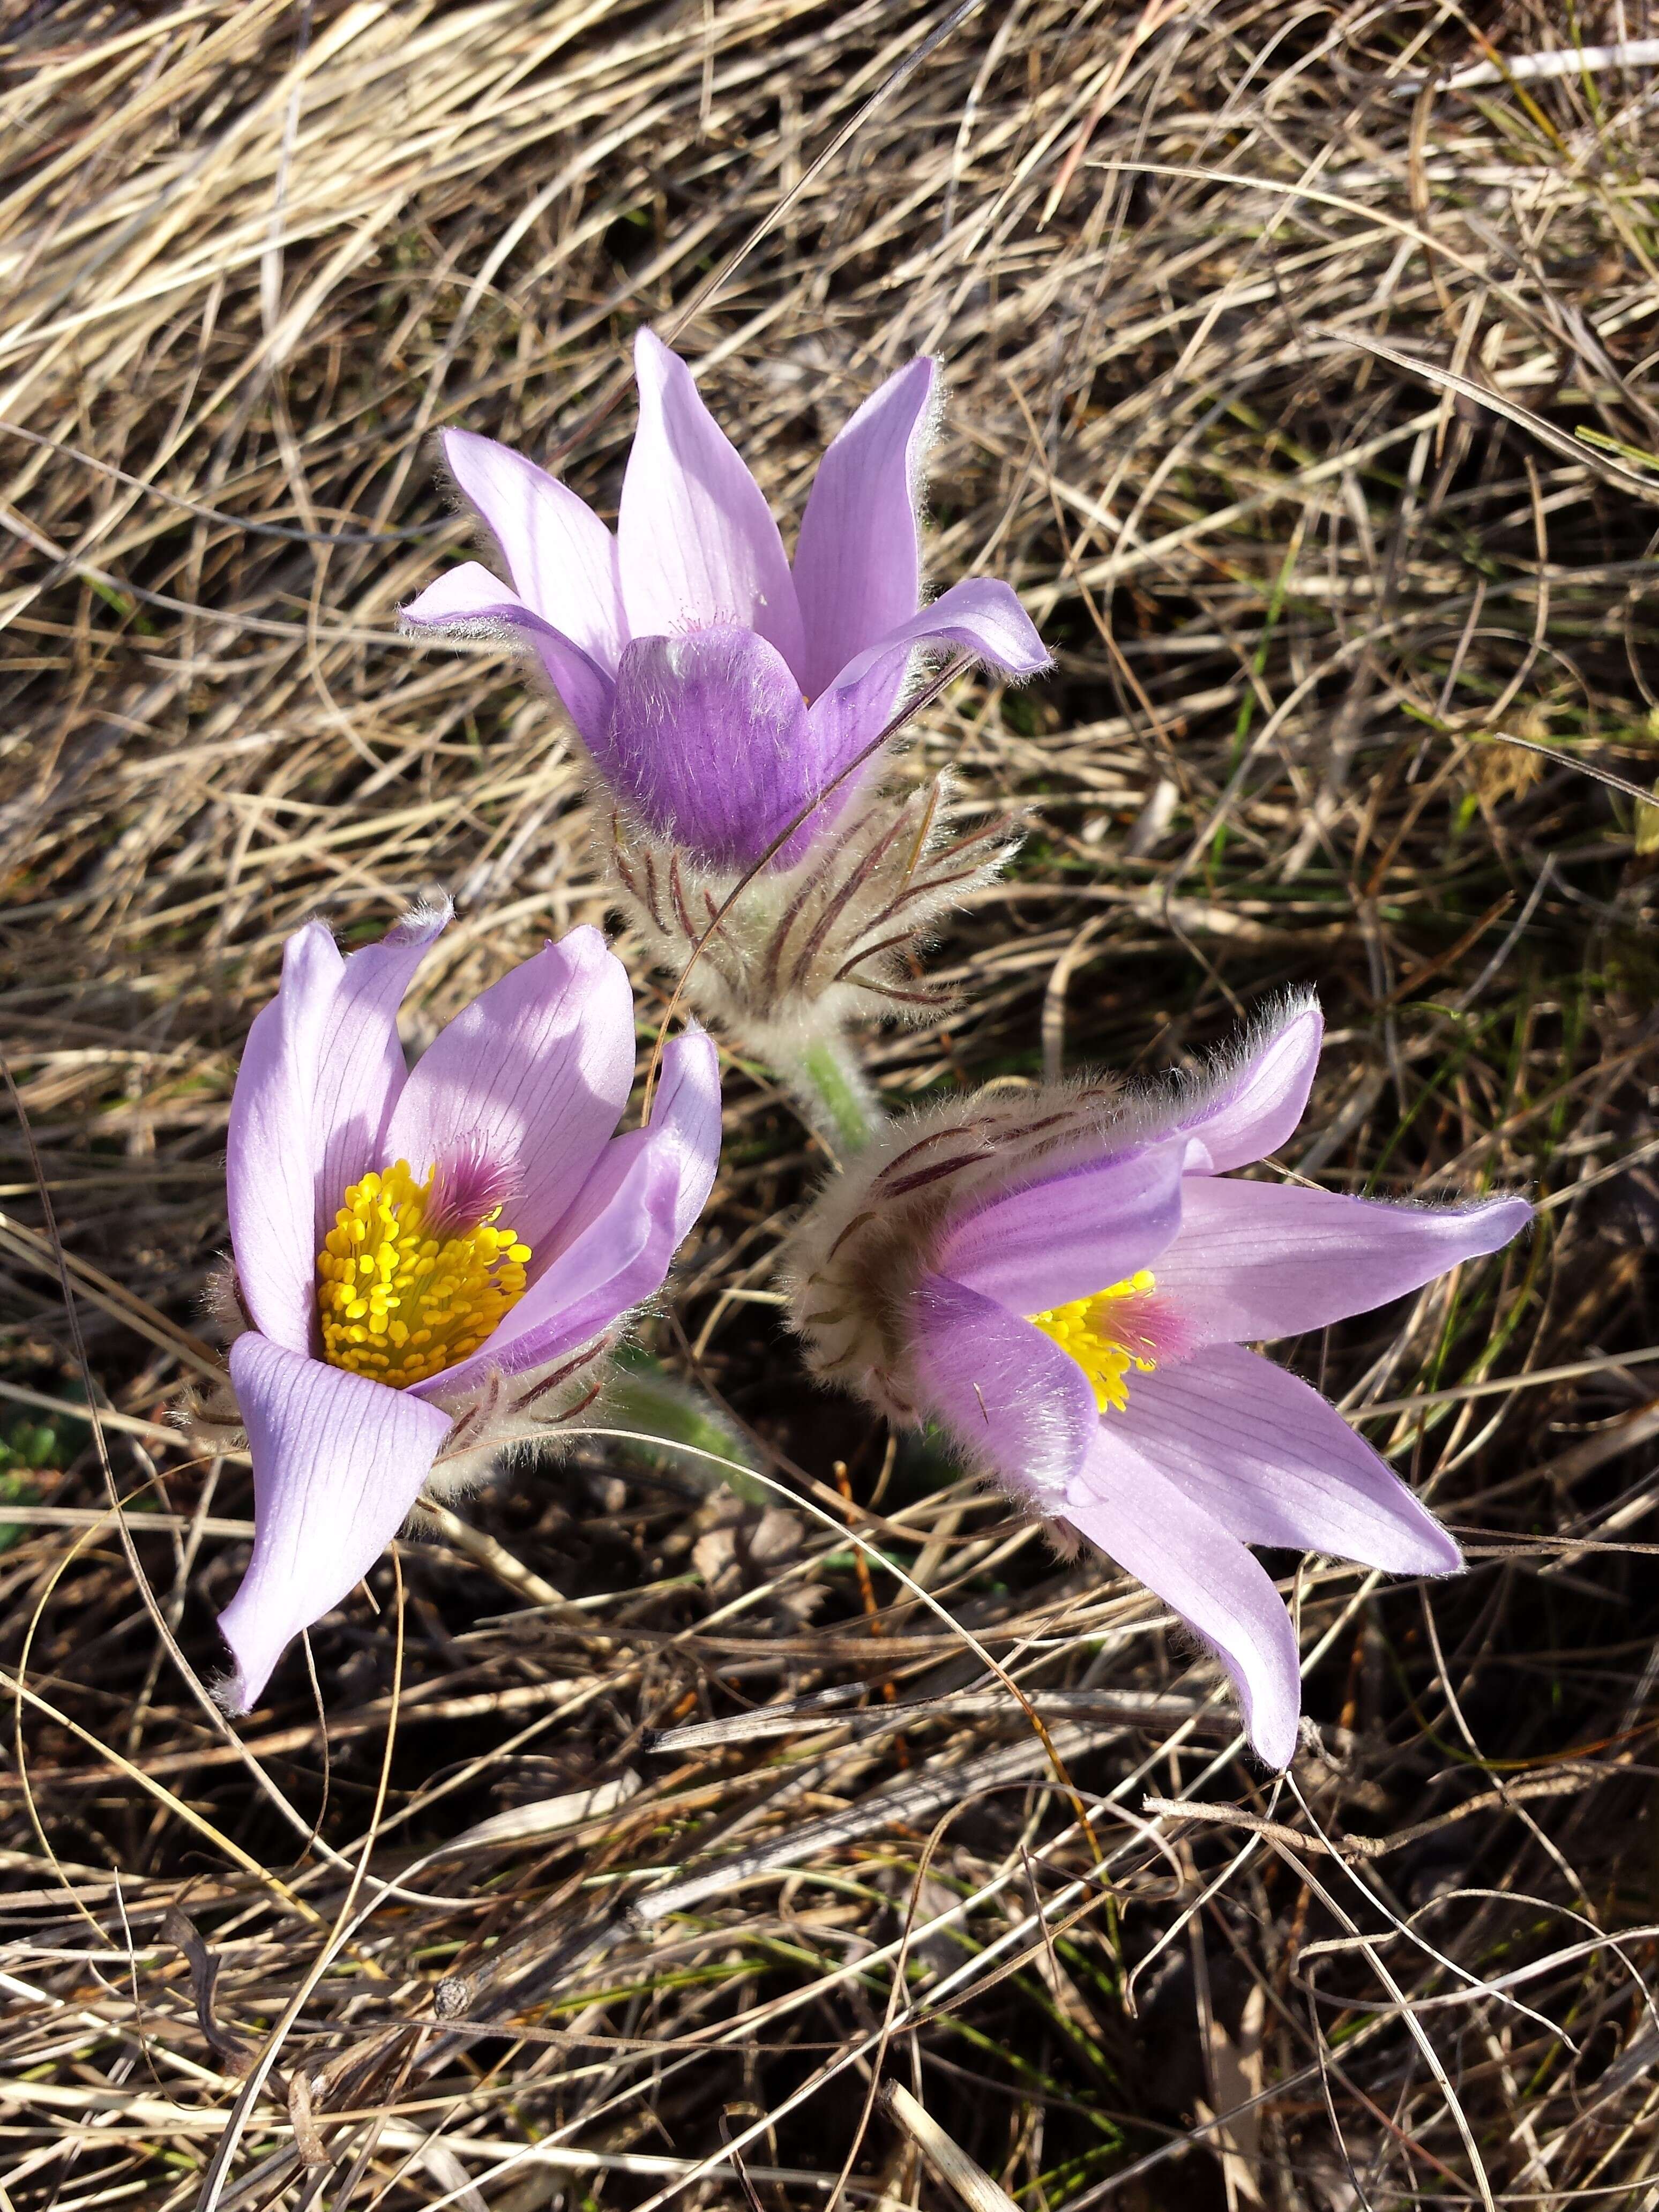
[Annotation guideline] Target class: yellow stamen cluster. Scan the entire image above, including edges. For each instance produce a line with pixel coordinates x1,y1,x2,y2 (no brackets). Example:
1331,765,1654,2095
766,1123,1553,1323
317,1161,531,1388
1027,1270,1159,1414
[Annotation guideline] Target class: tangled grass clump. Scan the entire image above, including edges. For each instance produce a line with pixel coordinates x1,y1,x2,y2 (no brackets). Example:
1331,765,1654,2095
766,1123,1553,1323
2,3,1658,2205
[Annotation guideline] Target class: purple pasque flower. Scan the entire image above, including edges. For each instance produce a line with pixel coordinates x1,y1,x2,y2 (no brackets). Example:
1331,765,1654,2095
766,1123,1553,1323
214,898,720,1713
785,996,1531,1768
401,333,1049,872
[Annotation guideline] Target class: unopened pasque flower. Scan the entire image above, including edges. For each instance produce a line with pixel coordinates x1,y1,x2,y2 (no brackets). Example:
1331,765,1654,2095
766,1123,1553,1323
402,339,1049,1096
403,333,1048,872
784,998,1531,1767
212,900,719,1712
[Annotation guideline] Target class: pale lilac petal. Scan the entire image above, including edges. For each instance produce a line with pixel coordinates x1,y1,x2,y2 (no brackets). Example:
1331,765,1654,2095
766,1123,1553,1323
1178,996,1323,1174
217,1334,452,1713
937,1141,1185,1316
226,921,343,1355
793,356,936,699
618,332,805,675
1112,1343,1461,1574
311,900,450,1252
550,1029,723,1257
442,430,625,670
606,627,823,869
384,925,636,1257
401,563,614,745
424,1144,676,1398
806,574,1050,777
1065,1427,1302,1767
422,1029,721,1400
909,1273,1098,1508
1153,1178,1533,1348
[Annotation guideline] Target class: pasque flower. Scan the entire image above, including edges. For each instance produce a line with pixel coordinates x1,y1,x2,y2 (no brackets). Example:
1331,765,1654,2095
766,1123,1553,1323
785,997,1531,1767
402,333,1049,872
212,900,720,1712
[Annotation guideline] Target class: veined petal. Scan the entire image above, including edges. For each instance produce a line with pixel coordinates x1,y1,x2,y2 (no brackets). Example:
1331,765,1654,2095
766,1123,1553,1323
424,1029,720,1401
401,563,615,746
547,1027,722,1257
1178,996,1322,1173
1065,1427,1302,1768
312,899,450,1255
1153,1177,1533,1349
384,925,636,1258
806,574,1050,782
793,356,937,699
909,1273,1098,1507
227,921,343,1355
442,429,624,669
607,627,820,869
1112,1343,1461,1573
217,1334,452,1713
618,332,805,675
425,1138,684,1400
937,1141,1185,1315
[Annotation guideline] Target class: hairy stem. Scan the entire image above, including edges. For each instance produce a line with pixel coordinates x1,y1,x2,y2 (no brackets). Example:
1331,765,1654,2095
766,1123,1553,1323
785,1034,885,1156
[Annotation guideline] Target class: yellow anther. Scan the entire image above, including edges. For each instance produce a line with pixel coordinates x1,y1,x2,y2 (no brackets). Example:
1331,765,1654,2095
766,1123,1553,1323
1027,1271,1159,1414
315,1159,531,1388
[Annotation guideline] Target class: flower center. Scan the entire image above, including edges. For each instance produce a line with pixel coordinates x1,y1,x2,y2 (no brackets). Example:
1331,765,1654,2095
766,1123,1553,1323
1027,1270,1160,1413
316,1161,532,1388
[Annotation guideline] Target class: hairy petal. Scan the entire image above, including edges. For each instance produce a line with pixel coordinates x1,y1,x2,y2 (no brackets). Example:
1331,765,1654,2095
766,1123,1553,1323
793,356,937,698
1178,995,1323,1173
1153,1177,1533,1348
618,332,804,674
401,563,615,745
442,430,624,669
937,1141,1185,1315
385,925,636,1257
217,1334,452,1713
607,627,821,870
1065,1428,1302,1768
1113,1343,1461,1573
227,922,343,1354
909,1273,1098,1507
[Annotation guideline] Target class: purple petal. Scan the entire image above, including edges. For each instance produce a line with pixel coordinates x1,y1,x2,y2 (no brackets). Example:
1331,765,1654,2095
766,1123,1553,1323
1153,1177,1533,1349
793,356,937,699
311,900,450,1254
442,429,625,670
1111,1343,1461,1573
1178,996,1322,1173
384,926,635,1258
545,1027,722,1257
1065,1427,1302,1767
424,1029,720,1400
618,332,805,676
217,1333,452,1713
909,1273,1098,1508
806,574,1050,778
401,562,615,746
937,1141,1185,1316
606,626,825,869
227,921,343,1354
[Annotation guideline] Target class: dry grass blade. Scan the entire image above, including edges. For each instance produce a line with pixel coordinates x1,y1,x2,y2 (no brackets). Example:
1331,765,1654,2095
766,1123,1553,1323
883,2080,1021,2212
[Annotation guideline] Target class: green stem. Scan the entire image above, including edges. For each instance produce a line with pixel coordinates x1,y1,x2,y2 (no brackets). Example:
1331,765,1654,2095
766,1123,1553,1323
786,1034,884,1156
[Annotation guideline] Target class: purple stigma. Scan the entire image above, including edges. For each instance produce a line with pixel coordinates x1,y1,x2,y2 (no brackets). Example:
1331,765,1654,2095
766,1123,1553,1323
425,1144,521,1237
